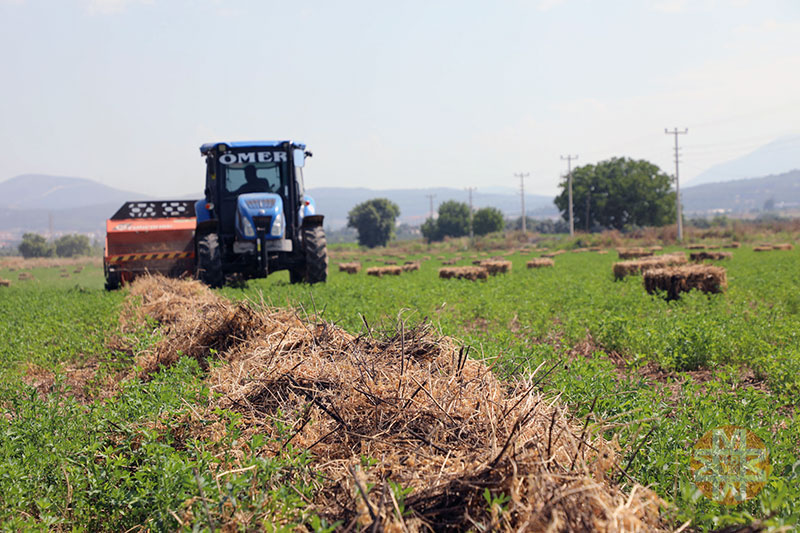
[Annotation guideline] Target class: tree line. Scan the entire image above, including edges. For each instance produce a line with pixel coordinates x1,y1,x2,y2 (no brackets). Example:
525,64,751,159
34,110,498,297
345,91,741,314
18,233,93,258
345,157,677,247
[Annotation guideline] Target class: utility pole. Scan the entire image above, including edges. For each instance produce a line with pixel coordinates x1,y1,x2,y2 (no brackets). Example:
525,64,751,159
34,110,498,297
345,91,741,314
561,155,578,237
514,172,530,233
665,128,688,241
425,194,436,220
465,187,476,241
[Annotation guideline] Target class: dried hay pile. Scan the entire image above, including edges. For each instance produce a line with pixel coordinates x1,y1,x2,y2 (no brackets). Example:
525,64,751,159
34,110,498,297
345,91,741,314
643,265,727,300
0,278,10,287
725,242,741,249
402,261,421,272
124,276,667,532
753,245,773,252
616,248,653,260
685,244,706,250
441,257,460,265
366,266,402,277
438,266,489,281
690,251,732,262
612,253,687,280
571,247,589,253
648,246,662,252
479,260,512,275
338,262,362,274
773,243,794,251
541,250,566,258
526,258,554,269
18,272,34,281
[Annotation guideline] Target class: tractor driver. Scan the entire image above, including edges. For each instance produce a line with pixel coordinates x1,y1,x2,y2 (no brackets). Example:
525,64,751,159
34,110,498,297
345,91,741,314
235,165,270,194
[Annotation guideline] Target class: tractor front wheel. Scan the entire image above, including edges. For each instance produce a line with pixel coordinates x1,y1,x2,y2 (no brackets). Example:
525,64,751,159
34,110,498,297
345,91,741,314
196,233,224,288
290,225,328,284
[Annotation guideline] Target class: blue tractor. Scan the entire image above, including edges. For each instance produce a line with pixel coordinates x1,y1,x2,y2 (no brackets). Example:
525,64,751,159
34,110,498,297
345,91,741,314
194,140,327,287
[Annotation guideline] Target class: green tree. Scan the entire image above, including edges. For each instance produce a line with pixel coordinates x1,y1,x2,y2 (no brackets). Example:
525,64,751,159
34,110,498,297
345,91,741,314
472,207,504,236
554,157,675,231
420,201,470,242
55,234,91,257
18,233,54,258
347,198,400,248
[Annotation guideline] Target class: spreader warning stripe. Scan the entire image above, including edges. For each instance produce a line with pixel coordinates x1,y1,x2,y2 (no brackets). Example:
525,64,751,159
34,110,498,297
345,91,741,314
107,251,194,263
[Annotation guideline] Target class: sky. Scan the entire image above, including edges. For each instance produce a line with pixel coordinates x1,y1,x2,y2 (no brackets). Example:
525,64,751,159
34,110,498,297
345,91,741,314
1,0,799,198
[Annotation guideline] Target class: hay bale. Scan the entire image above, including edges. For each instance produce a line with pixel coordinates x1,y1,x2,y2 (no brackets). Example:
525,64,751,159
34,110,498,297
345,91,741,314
338,262,361,274
18,272,33,281
686,244,706,250
724,242,740,249
571,247,589,253
612,252,688,280
773,243,794,250
597,250,609,255
383,260,397,265
643,264,727,300
541,250,566,258
401,261,420,272
753,245,773,252
648,245,663,252
366,266,402,277
121,276,667,532
690,251,732,262
616,248,653,259
706,244,721,250
526,258,554,268
479,260,512,275
0,279,10,287
471,259,482,265
438,266,488,281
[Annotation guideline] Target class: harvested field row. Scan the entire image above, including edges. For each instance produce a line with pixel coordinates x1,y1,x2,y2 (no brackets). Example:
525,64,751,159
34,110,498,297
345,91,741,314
124,276,667,532
643,264,727,300
690,251,732,262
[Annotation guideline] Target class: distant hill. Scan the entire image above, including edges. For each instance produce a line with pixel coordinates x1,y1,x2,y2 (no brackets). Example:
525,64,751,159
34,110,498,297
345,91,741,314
0,174,153,210
307,187,557,228
686,134,800,186
682,169,800,215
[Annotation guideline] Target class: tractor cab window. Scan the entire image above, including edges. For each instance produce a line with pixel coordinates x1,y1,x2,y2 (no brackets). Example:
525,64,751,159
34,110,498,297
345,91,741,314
223,163,285,196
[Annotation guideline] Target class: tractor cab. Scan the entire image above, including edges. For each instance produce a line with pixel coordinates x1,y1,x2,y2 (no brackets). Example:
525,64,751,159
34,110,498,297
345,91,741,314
194,141,327,286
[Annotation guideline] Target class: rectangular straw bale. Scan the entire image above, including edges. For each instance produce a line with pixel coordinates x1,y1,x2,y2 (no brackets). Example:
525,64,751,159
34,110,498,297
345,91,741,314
643,264,727,300
571,247,589,253
616,248,653,259
686,244,706,250
612,252,687,280
18,272,33,281
0,279,10,287
338,262,361,274
401,261,420,272
479,260,512,275
773,243,794,250
753,245,773,252
527,258,554,268
690,251,732,262
724,241,741,249
366,266,402,277
648,245,663,252
542,250,566,258
438,266,488,281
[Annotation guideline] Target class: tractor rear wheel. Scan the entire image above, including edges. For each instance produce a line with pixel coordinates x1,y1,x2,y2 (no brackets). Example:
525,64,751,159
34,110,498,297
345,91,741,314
290,225,328,284
104,269,120,291
196,233,224,288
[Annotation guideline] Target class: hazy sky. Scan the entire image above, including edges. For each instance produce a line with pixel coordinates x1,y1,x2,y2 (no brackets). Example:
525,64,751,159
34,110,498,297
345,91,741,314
1,0,799,198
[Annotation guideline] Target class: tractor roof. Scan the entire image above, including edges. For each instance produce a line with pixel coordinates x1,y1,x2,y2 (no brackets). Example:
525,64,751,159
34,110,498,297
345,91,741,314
199,140,306,155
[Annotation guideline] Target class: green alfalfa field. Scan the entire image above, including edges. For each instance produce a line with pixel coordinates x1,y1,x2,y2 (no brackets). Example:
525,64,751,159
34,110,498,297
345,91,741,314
0,242,799,531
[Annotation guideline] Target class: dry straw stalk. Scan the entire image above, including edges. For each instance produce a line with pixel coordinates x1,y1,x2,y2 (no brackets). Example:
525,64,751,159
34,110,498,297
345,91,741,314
123,276,668,532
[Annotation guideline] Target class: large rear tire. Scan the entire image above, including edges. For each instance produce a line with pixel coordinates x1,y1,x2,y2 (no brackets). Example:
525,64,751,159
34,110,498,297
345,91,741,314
291,225,328,284
196,233,224,288
104,269,120,291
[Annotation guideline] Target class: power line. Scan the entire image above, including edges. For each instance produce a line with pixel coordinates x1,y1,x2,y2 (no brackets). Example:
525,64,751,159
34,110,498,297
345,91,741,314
665,127,688,241
425,194,436,220
514,173,530,233
560,155,578,237
465,187,476,241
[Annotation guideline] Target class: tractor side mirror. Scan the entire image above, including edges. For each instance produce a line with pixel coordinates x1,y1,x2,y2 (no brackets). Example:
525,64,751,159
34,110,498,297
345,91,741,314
293,149,306,168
